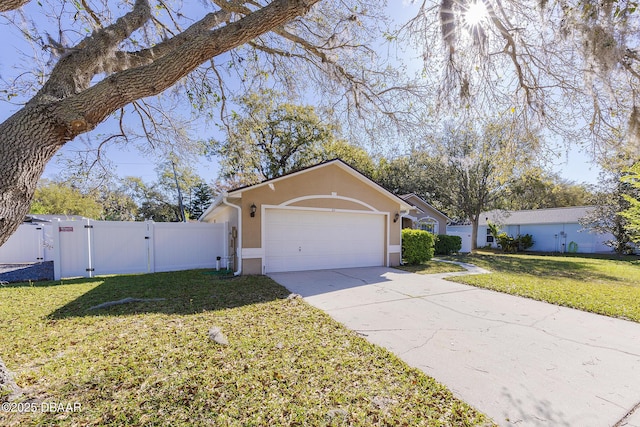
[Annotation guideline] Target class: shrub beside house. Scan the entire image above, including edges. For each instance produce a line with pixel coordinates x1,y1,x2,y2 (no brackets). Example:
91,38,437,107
401,229,435,264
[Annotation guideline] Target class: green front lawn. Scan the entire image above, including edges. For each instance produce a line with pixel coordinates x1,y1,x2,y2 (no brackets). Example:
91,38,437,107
0,270,492,426
442,252,640,322
396,259,467,275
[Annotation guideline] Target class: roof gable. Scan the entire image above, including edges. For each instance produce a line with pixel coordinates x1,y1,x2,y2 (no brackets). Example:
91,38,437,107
228,159,412,209
400,193,450,222
200,159,412,220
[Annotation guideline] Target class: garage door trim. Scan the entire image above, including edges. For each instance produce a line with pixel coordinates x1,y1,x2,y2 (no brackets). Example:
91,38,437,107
279,194,381,212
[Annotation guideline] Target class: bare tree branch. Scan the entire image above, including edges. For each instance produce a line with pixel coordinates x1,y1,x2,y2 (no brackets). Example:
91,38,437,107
0,0,30,12
31,0,152,104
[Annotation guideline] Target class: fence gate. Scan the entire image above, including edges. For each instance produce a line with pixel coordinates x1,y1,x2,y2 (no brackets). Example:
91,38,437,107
0,224,45,263
90,221,151,276
53,220,92,279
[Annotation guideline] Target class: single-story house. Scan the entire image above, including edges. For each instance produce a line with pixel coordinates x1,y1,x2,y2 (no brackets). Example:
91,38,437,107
399,193,450,234
199,159,413,274
447,206,614,253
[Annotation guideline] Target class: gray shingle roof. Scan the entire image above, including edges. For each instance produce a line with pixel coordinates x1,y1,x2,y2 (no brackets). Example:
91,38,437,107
479,206,595,226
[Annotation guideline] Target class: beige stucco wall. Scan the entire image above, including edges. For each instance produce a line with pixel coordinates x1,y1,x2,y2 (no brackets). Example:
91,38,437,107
405,196,449,235
235,163,404,274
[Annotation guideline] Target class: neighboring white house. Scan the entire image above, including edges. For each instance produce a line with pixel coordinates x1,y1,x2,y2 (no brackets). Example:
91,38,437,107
447,206,614,253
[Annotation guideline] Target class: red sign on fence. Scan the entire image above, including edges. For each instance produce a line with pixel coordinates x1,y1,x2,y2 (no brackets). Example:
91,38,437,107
59,226,73,232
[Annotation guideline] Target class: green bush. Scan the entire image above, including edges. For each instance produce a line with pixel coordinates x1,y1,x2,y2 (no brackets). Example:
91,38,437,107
435,234,462,255
518,234,535,251
496,232,517,252
402,229,435,265
495,232,534,252
488,222,534,252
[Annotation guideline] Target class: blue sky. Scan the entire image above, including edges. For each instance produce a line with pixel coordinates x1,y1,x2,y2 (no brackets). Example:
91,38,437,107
0,1,602,188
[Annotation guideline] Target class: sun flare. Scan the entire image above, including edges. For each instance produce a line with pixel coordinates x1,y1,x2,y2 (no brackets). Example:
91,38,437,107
464,1,489,26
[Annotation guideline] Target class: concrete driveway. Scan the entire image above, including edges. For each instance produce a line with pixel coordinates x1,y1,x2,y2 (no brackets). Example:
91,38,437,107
269,266,640,427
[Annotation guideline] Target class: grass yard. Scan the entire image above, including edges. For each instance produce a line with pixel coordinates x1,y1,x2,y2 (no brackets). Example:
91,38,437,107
442,252,640,322
0,270,492,426
396,259,467,275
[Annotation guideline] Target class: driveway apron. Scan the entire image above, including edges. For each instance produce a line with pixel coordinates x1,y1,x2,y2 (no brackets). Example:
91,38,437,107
269,266,640,427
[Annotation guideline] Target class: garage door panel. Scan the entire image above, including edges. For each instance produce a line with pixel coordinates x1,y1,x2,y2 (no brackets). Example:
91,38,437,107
265,209,385,273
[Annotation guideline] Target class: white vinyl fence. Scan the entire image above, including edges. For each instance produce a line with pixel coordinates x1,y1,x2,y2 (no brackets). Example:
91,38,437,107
1,220,227,280
0,224,48,263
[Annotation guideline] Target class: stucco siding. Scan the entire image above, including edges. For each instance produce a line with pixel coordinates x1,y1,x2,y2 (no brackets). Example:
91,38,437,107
239,164,402,254
288,198,370,211
401,194,449,235
204,204,238,226
242,258,262,275
389,252,401,266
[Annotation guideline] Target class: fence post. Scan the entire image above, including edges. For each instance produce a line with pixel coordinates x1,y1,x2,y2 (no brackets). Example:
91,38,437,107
34,225,44,262
84,219,94,278
146,220,155,273
52,220,62,281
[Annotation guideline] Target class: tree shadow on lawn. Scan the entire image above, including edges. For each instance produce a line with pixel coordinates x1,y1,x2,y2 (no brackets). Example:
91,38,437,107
46,270,290,320
457,253,638,284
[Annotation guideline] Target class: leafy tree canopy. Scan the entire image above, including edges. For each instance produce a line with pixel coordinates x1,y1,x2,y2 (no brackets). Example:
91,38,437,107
30,180,103,218
209,90,375,186
621,161,640,244
501,168,593,210
121,161,212,222
579,158,638,254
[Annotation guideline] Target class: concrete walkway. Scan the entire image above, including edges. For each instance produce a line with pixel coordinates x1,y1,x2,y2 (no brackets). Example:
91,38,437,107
269,265,640,427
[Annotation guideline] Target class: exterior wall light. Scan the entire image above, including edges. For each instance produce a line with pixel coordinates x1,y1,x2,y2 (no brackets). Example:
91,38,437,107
250,203,257,218
393,212,400,223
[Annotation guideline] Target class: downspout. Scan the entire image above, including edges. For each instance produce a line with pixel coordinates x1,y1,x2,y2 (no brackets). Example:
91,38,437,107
222,195,242,276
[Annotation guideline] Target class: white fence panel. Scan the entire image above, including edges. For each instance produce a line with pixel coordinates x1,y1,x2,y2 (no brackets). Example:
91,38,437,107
5,220,226,280
447,225,473,253
91,221,151,276
447,231,472,253
152,222,226,273
0,224,45,263
53,220,92,279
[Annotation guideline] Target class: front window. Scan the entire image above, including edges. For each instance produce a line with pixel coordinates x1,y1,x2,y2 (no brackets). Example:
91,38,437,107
486,228,494,243
418,218,437,234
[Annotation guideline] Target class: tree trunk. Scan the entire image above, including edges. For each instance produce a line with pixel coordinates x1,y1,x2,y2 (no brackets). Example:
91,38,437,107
470,215,479,251
0,106,67,246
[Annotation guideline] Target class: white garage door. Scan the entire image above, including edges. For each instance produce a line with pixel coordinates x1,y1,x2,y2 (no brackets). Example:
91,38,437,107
264,209,385,273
